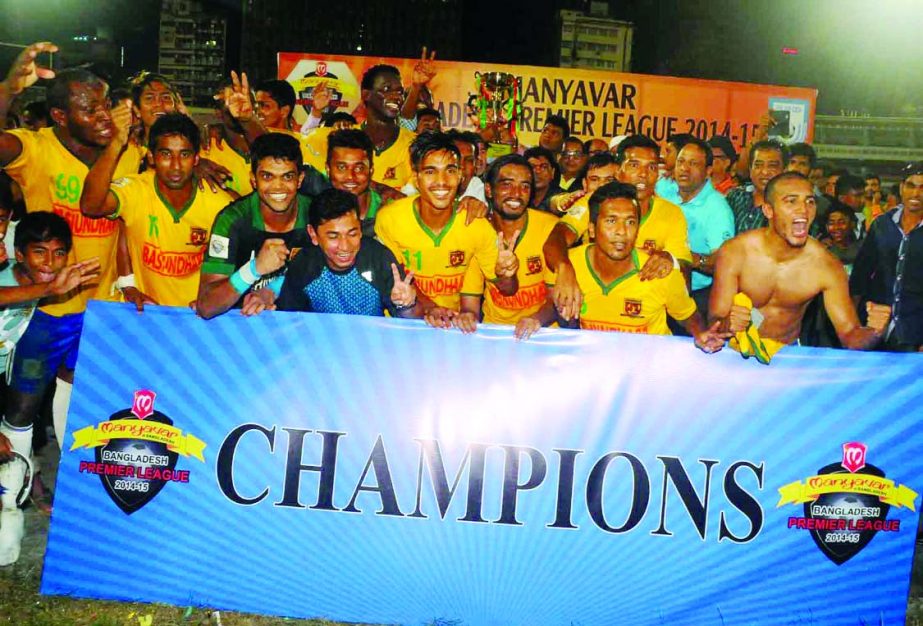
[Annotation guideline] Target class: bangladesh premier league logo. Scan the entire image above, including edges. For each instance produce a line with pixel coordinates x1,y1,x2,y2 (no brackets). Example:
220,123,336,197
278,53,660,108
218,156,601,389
777,442,918,564
71,390,206,514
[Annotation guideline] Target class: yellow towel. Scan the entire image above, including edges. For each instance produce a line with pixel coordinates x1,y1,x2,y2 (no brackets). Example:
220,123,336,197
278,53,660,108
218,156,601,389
728,293,787,364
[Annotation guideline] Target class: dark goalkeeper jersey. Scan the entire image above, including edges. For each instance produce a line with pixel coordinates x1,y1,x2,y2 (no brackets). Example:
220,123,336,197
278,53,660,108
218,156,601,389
276,237,407,317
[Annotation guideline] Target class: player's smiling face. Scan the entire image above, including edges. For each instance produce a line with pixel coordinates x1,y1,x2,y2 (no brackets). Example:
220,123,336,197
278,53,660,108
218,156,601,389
487,163,532,220
252,157,304,214
255,91,287,129
364,73,403,120
764,176,816,247
583,163,619,195
901,174,923,214
135,81,176,130
414,149,461,212
309,211,362,271
15,238,68,285
62,81,114,148
589,197,639,262
825,209,852,246
750,148,784,193
617,147,658,203
327,147,372,197
150,134,198,191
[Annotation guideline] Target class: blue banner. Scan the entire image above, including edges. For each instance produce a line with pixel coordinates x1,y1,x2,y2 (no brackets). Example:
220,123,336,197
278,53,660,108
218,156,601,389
41,301,923,625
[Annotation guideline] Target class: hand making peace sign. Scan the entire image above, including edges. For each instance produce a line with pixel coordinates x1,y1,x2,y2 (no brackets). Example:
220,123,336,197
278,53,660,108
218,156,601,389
390,263,417,308
495,230,521,279
225,71,254,122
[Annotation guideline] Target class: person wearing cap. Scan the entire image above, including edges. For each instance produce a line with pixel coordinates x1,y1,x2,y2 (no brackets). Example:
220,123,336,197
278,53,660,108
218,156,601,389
657,137,734,319
608,134,628,155
850,162,923,352
707,135,738,196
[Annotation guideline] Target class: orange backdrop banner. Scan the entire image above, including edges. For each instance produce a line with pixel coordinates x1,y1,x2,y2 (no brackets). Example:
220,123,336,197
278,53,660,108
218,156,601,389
278,52,816,150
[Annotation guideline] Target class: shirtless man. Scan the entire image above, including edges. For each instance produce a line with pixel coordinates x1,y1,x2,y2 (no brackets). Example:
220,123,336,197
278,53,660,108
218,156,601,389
710,171,889,350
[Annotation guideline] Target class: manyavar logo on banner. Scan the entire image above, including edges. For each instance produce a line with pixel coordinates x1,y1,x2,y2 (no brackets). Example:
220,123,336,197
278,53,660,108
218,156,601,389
278,52,817,149
69,390,207,514
777,442,918,564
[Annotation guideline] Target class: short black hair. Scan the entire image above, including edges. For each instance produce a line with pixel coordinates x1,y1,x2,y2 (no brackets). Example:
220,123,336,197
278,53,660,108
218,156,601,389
667,132,695,150
544,114,570,139
250,132,303,173
484,153,534,206
309,188,359,230
583,138,605,154
361,64,401,90
585,151,619,173
109,87,132,105
588,181,640,224
523,145,561,184
614,134,659,164
129,72,175,106
22,101,51,124
835,174,865,197
14,211,72,254
825,205,857,229
765,171,810,204
788,142,817,169
255,79,296,117
46,68,106,113
678,137,714,167
864,173,881,184
749,139,788,167
409,131,460,171
416,107,440,121
563,136,584,152
327,128,374,165
445,129,481,159
323,112,357,128
148,113,200,153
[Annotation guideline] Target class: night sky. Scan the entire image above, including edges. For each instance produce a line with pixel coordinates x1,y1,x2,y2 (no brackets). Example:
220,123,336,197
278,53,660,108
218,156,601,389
0,0,920,116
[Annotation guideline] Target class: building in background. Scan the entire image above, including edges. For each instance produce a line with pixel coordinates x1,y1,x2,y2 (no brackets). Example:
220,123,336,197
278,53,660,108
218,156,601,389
241,0,462,84
815,114,923,183
158,0,227,107
558,2,633,71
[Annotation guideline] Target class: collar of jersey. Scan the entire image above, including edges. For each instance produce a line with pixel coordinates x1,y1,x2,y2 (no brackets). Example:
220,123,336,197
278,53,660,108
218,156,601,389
154,177,199,223
361,122,401,156
412,197,458,246
586,245,640,295
503,210,528,251
249,192,309,231
365,189,382,222
640,197,655,227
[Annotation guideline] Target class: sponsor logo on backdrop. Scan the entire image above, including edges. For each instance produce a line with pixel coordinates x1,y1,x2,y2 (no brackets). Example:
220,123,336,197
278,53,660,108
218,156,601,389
71,390,206,514
778,442,918,564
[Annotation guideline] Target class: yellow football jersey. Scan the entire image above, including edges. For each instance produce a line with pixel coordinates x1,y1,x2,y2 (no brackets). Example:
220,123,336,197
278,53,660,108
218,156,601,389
375,195,499,310
559,195,692,263
564,244,696,334
303,125,414,189
114,141,147,178
201,138,253,196
111,170,233,307
461,209,557,324
3,127,125,315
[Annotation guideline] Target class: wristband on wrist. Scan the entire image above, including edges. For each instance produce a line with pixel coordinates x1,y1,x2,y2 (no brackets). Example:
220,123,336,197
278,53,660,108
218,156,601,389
229,258,262,294
115,274,136,291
